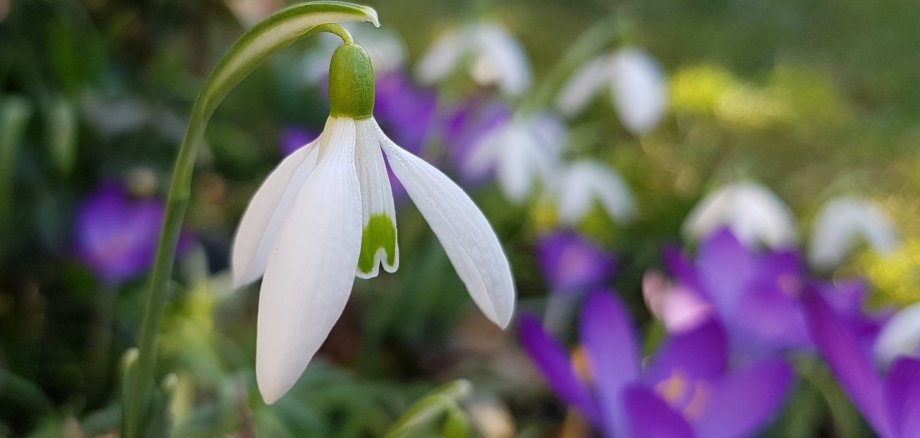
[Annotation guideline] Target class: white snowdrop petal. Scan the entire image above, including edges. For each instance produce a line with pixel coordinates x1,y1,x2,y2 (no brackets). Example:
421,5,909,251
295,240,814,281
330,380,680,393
473,22,532,95
497,125,537,203
256,117,363,404
556,55,613,117
682,182,795,249
354,119,399,279
809,197,899,270
232,136,321,288
416,28,466,86
556,161,636,225
874,302,920,368
609,49,667,134
379,127,515,328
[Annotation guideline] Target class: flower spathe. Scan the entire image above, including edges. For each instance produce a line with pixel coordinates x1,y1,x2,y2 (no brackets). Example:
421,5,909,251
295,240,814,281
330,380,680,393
232,43,515,404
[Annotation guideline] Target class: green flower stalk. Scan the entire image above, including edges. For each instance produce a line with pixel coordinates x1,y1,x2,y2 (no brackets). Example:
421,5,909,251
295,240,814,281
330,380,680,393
122,3,378,437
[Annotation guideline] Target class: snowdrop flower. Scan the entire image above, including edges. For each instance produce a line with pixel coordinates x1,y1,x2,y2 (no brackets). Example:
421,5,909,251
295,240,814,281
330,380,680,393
809,196,899,270
232,43,515,403
874,302,920,369
682,182,796,249
557,48,667,134
552,160,637,225
416,21,532,96
465,112,565,203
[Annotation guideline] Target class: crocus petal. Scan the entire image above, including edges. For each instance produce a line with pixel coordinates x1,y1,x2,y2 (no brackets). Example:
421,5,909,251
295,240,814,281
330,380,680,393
802,286,891,437
556,55,613,117
884,357,920,438
875,302,920,369
518,313,600,422
232,136,320,288
609,48,667,134
623,384,695,438
696,229,755,315
256,117,362,404
472,22,532,95
415,28,466,86
354,119,398,279
646,319,726,384
809,197,899,270
580,290,640,438
379,125,515,327
557,160,636,226
694,359,793,438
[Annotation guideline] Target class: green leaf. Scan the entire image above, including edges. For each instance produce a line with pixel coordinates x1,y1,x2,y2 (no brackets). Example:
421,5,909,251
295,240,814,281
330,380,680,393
45,96,77,177
384,380,472,438
0,96,33,234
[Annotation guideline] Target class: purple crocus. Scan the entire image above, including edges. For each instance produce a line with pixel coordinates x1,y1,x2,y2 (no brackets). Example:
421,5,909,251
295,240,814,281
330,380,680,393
537,231,616,294
441,95,511,186
519,290,793,437
279,126,318,157
652,228,884,361
74,183,165,284
802,287,920,438
374,71,437,155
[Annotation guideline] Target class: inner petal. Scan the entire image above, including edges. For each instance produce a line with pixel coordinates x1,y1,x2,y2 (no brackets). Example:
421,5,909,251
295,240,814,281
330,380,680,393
354,118,399,279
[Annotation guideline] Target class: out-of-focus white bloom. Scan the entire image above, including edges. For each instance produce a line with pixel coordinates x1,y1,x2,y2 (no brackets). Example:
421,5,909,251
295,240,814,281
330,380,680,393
301,25,406,85
557,48,667,134
682,182,796,249
466,112,564,203
553,160,637,225
416,21,532,96
809,197,899,270
874,302,920,368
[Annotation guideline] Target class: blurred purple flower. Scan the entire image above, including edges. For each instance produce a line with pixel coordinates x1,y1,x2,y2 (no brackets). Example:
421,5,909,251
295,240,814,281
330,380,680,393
442,95,511,185
802,287,920,438
651,228,885,360
519,290,793,437
374,71,437,155
74,184,164,284
279,126,318,157
537,231,616,294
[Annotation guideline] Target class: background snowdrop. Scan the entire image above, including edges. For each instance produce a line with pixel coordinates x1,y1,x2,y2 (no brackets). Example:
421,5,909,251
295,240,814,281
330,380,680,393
809,196,900,270
557,48,667,134
682,181,797,250
416,21,532,96
552,160,637,226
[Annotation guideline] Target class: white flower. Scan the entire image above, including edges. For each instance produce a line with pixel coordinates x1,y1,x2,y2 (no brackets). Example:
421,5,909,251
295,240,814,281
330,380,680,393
682,182,796,249
557,48,667,134
416,21,532,96
232,45,515,404
465,112,565,203
809,196,899,270
553,159,637,225
874,302,920,368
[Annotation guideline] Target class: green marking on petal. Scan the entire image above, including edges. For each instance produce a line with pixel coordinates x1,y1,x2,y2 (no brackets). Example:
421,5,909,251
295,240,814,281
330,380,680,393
358,213,396,274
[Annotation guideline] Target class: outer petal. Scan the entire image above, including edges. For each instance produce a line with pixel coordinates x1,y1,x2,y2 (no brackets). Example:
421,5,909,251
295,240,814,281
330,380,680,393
802,286,891,437
623,384,695,438
518,313,600,423
556,55,613,117
232,135,320,287
580,290,640,438
694,359,793,438
354,119,398,279
609,48,667,134
884,357,920,438
379,124,515,327
256,118,362,404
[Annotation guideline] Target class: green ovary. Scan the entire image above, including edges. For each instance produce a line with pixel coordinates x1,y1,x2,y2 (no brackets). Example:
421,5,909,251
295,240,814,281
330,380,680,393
358,213,396,274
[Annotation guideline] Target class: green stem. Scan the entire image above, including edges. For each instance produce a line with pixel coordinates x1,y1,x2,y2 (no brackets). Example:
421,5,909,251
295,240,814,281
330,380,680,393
121,3,378,437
